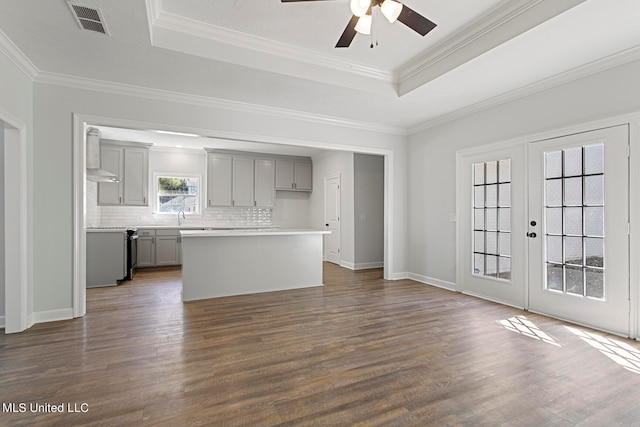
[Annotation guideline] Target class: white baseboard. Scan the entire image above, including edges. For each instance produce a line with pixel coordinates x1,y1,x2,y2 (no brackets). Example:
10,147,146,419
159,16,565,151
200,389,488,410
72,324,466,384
340,261,384,271
389,272,409,280
32,308,74,324
407,273,457,291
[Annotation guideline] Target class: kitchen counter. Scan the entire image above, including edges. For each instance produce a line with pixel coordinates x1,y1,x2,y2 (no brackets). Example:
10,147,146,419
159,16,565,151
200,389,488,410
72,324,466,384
180,228,327,237
129,225,280,230
181,229,330,301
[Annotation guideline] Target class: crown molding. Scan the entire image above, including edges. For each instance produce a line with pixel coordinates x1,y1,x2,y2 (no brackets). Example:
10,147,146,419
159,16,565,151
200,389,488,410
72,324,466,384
408,45,640,135
34,71,406,136
396,0,541,84
149,4,393,84
0,28,39,79
395,0,588,96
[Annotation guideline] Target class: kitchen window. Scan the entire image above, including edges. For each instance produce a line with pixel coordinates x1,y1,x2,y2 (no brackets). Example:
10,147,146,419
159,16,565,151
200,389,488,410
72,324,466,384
156,176,200,214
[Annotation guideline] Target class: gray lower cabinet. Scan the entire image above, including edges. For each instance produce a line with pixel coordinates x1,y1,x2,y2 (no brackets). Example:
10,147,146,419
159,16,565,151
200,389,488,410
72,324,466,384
137,229,182,268
137,230,156,267
155,230,182,266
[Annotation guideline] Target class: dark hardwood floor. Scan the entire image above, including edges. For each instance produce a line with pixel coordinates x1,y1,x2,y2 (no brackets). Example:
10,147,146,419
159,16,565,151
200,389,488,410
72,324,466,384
2,263,640,426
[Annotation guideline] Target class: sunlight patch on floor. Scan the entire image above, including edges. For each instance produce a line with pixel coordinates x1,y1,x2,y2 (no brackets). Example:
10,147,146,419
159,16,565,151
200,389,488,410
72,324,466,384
498,315,561,346
566,326,640,374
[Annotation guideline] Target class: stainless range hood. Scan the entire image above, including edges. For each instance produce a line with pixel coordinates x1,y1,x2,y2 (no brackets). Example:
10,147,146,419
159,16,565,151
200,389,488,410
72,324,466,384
86,127,119,183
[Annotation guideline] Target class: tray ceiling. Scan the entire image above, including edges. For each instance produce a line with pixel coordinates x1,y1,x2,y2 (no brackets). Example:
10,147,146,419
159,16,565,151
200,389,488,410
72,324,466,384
1,0,639,134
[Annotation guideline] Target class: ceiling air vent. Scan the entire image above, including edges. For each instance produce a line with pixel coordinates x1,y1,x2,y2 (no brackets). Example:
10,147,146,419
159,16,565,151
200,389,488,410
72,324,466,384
67,2,110,35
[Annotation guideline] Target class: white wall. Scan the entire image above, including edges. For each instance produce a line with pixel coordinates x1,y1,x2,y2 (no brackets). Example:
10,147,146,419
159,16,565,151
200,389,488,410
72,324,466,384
354,153,384,268
310,151,355,267
32,82,407,316
272,191,311,228
407,59,640,285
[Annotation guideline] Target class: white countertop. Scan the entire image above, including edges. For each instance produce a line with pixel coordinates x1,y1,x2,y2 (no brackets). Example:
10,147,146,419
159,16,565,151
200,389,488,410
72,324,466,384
180,228,330,237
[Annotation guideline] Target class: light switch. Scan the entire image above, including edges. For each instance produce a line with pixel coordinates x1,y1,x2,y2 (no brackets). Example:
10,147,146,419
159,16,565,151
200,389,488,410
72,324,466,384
449,213,457,222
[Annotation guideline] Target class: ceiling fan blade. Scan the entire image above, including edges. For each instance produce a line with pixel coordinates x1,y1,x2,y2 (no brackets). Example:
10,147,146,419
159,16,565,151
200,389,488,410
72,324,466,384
335,15,359,48
397,4,437,36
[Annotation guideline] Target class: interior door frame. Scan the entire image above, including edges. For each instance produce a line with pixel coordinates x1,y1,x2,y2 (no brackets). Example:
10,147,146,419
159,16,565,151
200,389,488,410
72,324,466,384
1,107,29,334
324,174,341,264
456,112,640,339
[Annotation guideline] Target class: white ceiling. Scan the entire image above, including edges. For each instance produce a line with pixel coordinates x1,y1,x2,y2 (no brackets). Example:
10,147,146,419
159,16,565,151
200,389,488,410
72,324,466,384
1,0,640,152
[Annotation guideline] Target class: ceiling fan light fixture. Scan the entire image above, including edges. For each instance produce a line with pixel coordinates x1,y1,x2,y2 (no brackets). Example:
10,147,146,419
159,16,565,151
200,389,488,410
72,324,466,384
350,0,370,17
354,14,372,35
380,0,403,23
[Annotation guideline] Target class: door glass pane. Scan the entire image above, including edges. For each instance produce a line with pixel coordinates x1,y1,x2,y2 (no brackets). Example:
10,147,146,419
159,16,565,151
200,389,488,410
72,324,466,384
585,237,604,268
485,208,497,231
498,183,511,207
564,147,583,177
546,208,562,235
566,266,584,295
547,235,563,264
584,144,604,175
486,185,498,207
584,207,604,237
486,255,497,277
546,179,563,206
474,163,485,185
584,175,604,205
486,161,498,184
474,186,485,208
585,269,604,299
564,207,582,236
564,236,583,265
547,264,564,291
564,177,582,206
472,159,511,281
499,159,511,183
498,232,510,256
486,232,498,255
498,208,510,232
545,151,562,179
498,257,511,280
543,144,605,299
474,209,484,230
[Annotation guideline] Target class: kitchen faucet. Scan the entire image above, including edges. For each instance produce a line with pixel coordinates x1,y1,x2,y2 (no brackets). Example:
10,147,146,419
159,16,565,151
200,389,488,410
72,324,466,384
178,209,186,226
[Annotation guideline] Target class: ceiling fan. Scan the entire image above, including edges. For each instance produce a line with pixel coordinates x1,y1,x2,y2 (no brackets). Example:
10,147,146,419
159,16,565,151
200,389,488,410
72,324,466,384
281,0,437,48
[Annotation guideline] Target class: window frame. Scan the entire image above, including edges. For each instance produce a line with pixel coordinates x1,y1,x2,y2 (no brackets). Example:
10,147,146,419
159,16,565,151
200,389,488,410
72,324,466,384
153,173,202,215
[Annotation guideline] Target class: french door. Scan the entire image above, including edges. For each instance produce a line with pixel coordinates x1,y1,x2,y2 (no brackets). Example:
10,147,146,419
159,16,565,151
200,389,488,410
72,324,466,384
528,126,629,336
458,145,527,307
459,125,630,336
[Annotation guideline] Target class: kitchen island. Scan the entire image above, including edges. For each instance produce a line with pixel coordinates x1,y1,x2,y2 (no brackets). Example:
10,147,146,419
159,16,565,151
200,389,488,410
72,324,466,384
180,229,330,301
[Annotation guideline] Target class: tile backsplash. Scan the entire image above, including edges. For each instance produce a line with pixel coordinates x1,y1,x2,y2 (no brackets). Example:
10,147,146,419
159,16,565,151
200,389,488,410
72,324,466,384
86,182,272,228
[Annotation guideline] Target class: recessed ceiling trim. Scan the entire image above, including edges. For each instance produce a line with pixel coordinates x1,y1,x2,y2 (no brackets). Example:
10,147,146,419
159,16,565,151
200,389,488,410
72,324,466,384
408,44,640,134
34,70,406,136
150,6,394,83
395,0,587,95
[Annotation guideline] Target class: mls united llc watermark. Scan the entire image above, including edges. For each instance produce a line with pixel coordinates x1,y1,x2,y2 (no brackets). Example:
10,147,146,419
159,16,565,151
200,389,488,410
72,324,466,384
3,402,89,413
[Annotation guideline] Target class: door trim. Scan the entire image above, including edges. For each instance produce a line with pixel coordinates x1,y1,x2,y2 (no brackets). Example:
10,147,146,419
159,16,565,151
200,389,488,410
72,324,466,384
1,108,30,333
324,174,341,265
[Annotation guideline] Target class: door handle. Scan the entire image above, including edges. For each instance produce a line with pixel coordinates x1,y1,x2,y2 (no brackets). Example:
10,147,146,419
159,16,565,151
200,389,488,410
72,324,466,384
527,232,537,238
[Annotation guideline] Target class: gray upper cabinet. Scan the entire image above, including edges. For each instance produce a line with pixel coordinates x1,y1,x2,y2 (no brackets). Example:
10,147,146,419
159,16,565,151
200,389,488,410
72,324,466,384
232,157,255,207
275,159,312,191
206,149,310,208
207,154,233,207
98,142,150,206
254,159,275,207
